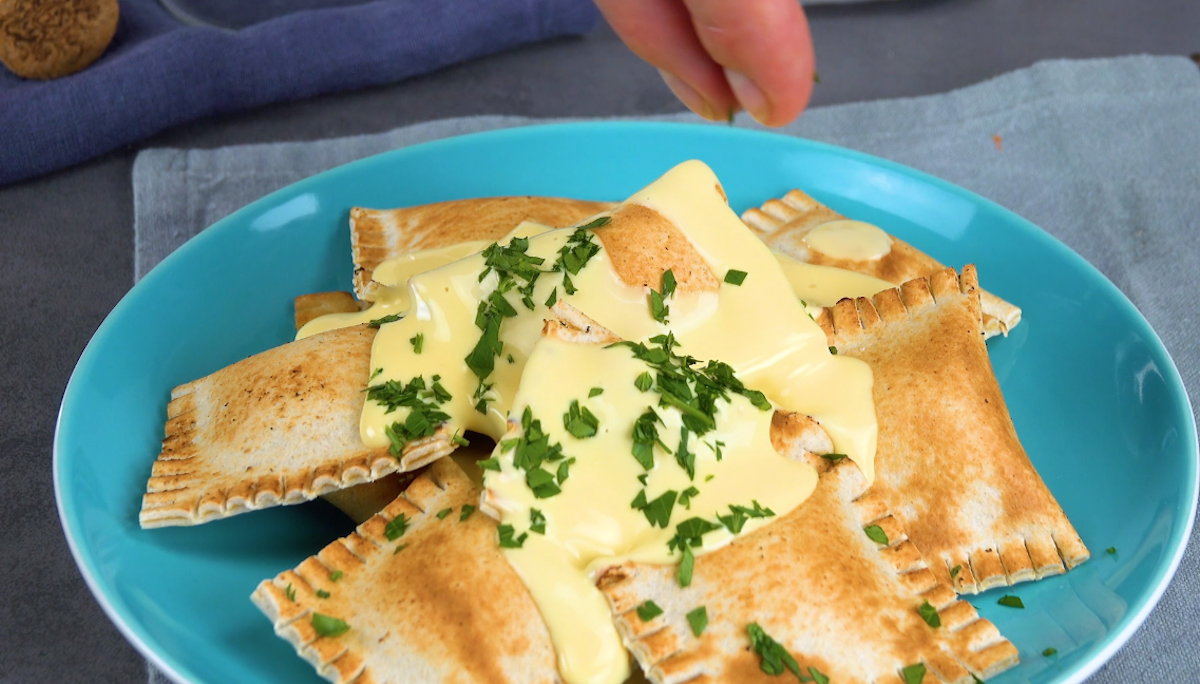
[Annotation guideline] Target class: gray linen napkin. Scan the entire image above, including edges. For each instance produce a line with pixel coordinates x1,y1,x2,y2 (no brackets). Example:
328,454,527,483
134,55,1200,683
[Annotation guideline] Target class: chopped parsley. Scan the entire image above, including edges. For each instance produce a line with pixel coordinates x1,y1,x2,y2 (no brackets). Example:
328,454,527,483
384,513,410,541
717,500,775,534
669,517,723,587
410,333,424,353
820,453,848,462
500,406,570,498
316,589,330,599
285,583,296,602
636,600,664,622
863,524,889,545
686,606,708,636
633,489,678,528
459,504,476,521
369,367,383,381
329,570,343,582
828,346,838,355
997,595,1024,609
918,600,941,628
648,289,670,324
497,524,528,549
436,507,452,520
950,564,962,579
478,457,501,471
392,543,409,554
589,387,604,397
661,269,677,298
1107,547,1117,555
1043,647,1058,657
551,222,605,295
556,457,576,485
810,667,831,684
530,508,546,534
366,375,452,457
635,372,653,392
563,399,600,439
311,613,350,638
724,269,748,286
678,486,700,509
367,313,402,328
747,622,801,678
902,662,926,684
545,287,558,308
611,333,770,477
451,430,470,447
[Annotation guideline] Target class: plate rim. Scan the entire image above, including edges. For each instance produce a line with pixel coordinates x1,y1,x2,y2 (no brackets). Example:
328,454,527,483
53,120,1200,684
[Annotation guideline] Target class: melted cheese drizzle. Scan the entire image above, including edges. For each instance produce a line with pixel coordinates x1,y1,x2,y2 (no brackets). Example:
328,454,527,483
804,219,893,261
302,162,879,684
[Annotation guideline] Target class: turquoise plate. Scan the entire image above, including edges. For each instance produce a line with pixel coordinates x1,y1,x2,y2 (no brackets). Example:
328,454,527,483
55,123,1197,684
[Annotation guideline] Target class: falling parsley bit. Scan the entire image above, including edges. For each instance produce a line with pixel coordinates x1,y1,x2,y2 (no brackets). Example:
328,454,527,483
724,269,748,286
589,387,604,397
820,453,848,462
410,333,424,354
563,399,600,439
530,508,547,534
662,269,677,298
918,600,941,628
311,613,350,638
997,595,1025,609
1107,547,1117,555
828,345,838,355
451,430,470,447
436,507,452,520
863,524,889,545
1043,647,1058,657
704,474,714,482
316,589,331,599
686,606,708,636
902,662,927,684
384,513,410,541
747,623,802,678
634,372,653,392
950,564,963,579
367,313,401,328
392,543,409,555
507,354,515,364
459,504,476,521
329,570,343,583
285,583,296,602
636,600,664,622
478,457,501,471
497,524,528,549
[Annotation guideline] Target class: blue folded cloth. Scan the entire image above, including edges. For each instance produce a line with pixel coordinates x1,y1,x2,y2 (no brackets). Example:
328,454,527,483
0,0,599,187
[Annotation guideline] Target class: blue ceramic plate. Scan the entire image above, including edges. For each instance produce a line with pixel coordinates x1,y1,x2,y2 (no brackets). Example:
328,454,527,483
56,123,1197,684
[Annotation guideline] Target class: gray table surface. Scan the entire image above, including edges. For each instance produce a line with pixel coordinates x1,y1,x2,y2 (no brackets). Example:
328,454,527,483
2,2,1198,683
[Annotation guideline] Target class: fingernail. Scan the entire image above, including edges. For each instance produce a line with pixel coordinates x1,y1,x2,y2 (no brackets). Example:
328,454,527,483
724,68,770,124
658,69,717,121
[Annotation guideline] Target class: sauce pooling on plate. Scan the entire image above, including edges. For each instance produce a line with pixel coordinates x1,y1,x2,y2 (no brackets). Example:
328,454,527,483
305,161,880,684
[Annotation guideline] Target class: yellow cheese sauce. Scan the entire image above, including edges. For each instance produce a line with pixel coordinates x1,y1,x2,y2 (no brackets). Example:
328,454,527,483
486,337,818,684
301,161,880,684
803,218,893,261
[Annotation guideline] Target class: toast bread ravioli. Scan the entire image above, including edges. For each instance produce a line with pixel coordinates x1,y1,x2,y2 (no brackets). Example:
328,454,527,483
251,457,563,684
742,188,1021,338
815,266,1088,593
597,458,1019,684
351,196,615,300
138,325,454,528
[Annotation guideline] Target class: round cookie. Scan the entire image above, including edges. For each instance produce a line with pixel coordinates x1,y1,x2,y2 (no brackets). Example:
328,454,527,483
0,0,119,80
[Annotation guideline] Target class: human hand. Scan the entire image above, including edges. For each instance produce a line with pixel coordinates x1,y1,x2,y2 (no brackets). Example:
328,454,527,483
593,0,815,126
